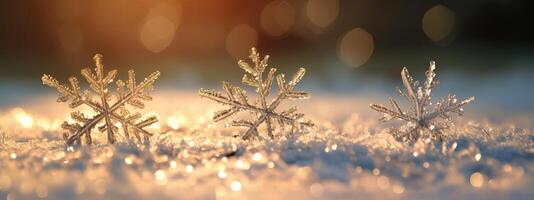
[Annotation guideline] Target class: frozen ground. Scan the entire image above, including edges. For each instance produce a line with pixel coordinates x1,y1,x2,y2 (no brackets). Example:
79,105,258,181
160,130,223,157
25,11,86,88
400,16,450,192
0,91,533,200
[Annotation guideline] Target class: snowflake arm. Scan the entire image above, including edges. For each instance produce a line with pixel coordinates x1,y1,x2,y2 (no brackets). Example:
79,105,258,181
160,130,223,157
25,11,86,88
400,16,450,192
42,54,160,145
370,61,475,142
199,47,313,140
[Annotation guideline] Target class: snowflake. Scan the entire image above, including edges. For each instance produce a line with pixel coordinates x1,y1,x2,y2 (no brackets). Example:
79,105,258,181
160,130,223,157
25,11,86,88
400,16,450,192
199,47,313,140
42,54,160,145
370,61,475,142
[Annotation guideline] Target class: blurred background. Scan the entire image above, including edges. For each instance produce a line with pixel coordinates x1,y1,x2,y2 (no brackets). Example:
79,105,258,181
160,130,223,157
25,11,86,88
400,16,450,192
0,0,533,116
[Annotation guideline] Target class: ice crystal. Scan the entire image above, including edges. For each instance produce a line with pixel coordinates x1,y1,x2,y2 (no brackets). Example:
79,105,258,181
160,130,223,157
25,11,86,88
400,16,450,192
199,47,313,140
0,130,9,146
370,61,475,142
42,54,160,145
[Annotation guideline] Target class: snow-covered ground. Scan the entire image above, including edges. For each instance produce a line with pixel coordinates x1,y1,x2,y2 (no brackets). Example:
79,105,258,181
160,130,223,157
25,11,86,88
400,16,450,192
0,91,533,200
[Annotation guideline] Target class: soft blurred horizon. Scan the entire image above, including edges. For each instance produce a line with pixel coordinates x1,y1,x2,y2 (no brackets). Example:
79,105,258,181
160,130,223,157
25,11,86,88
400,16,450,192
0,0,533,115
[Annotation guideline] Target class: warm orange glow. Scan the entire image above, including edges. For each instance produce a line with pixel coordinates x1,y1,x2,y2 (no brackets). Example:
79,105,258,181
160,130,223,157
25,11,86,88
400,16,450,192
140,16,176,53
260,0,296,37
422,5,455,43
124,157,133,165
338,28,374,68
226,24,258,60
167,115,186,130
57,24,83,53
470,172,484,188
140,2,182,53
306,0,339,28
392,184,405,194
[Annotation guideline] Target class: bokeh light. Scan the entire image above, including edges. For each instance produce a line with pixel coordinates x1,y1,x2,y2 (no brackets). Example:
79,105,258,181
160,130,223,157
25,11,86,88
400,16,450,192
0,1,533,199
260,0,296,37
218,170,227,179
230,181,242,192
155,169,168,185
140,1,182,53
12,108,33,129
470,172,484,188
226,24,258,60
186,164,194,173
252,152,262,161
338,28,374,68
422,5,455,43
306,0,339,28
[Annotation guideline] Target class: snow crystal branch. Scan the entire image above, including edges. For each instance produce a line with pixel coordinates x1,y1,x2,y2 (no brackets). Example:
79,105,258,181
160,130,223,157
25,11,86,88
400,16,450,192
199,47,313,140
42,54,160,145
370,61,475,142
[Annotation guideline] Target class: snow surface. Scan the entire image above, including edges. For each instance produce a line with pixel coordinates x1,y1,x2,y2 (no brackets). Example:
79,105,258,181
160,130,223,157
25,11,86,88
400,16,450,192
0,91,532,200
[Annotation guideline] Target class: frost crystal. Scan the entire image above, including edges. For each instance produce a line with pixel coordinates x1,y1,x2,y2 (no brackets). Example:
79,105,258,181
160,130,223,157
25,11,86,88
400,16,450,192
42,54,160,145
0,130,9,146
370,61,475,142
199,47,313,140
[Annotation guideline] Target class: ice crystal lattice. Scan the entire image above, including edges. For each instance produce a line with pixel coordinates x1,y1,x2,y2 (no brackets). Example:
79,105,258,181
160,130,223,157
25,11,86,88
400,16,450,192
370,61,474,142
199,47,313,140
42,54,160,145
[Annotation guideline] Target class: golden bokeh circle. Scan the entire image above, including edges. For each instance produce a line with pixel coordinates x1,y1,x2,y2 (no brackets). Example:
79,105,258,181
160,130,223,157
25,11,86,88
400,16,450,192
470,172,484,188
139,2,182,53
338,28,374,68
422,5,455,42
226,24,258,60
306,0,339,28
140,16,176,53
260,0,296,37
